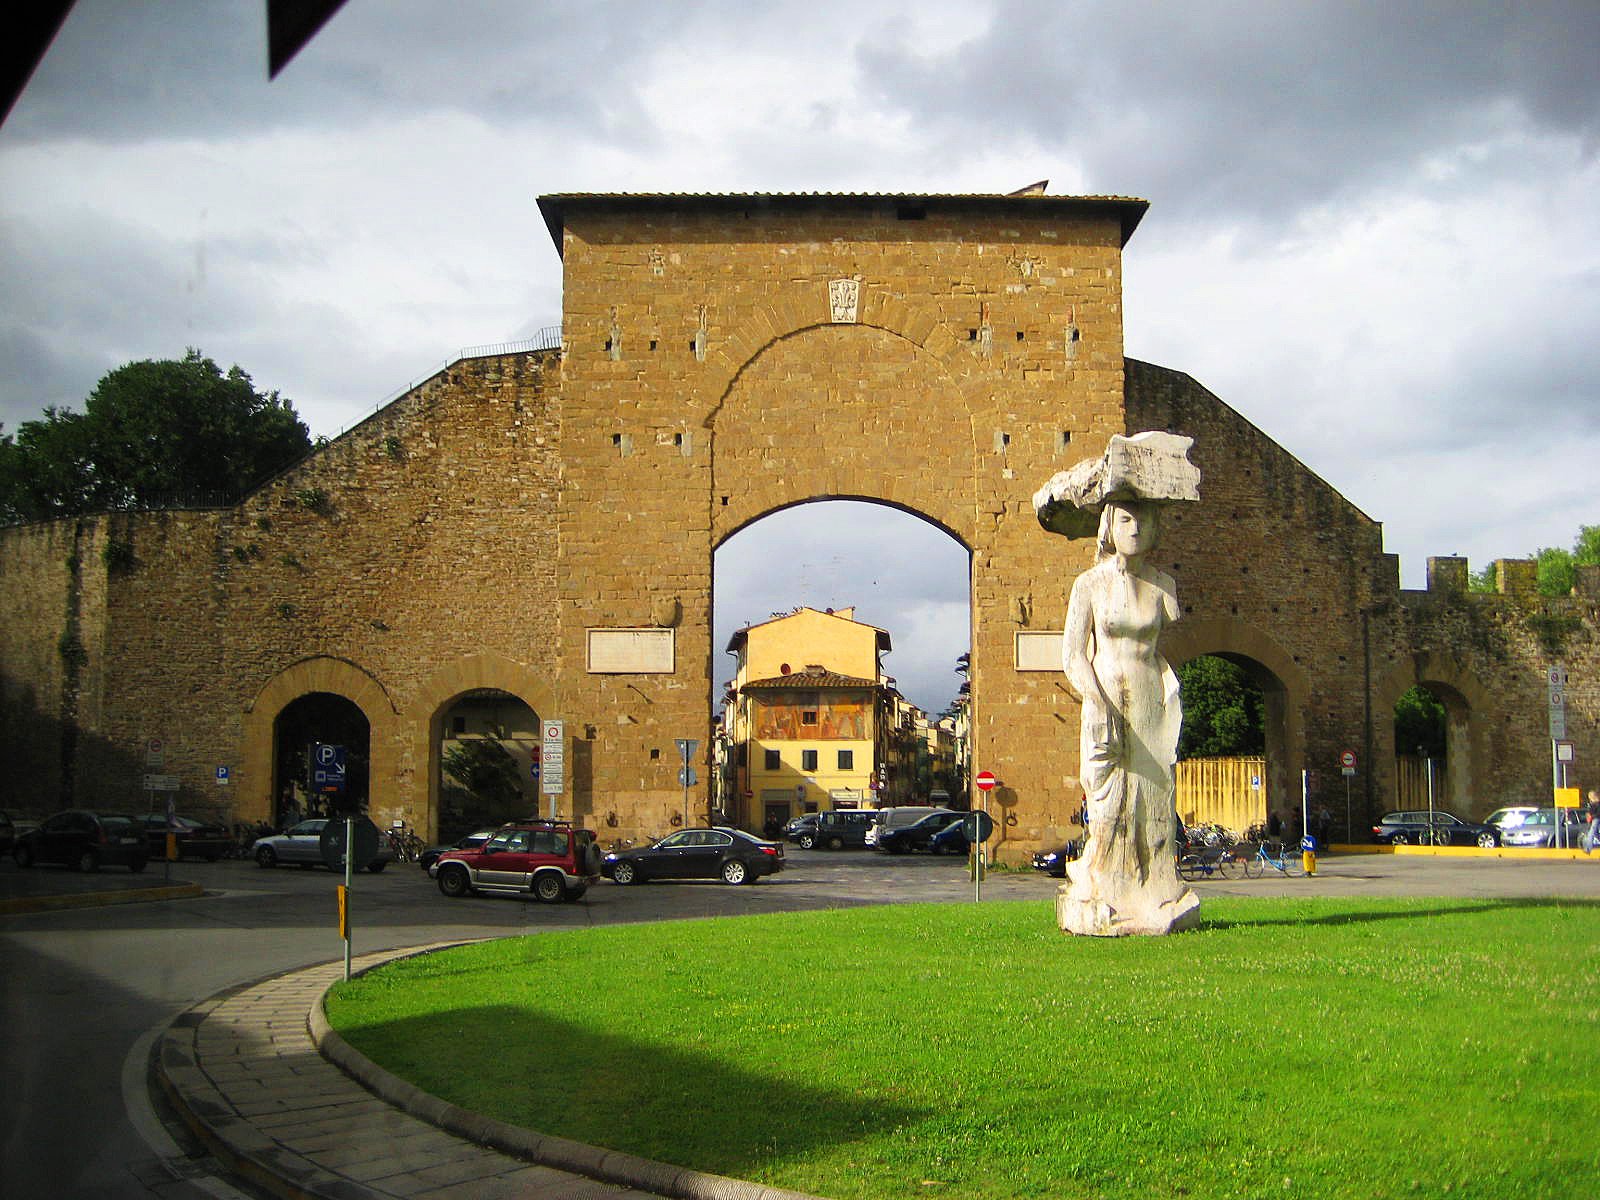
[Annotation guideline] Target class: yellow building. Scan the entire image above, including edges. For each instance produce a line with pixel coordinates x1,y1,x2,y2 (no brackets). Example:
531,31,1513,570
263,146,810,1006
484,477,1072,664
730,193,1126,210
717,607,901,833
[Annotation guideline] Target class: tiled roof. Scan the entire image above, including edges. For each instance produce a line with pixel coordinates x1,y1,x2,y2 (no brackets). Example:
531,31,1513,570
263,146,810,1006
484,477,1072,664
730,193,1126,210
537,191,1149,252
743,669,879,690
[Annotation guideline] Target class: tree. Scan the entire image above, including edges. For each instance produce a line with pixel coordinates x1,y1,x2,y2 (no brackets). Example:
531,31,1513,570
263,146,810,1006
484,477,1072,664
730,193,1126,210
0,350,310,523
1533,524,1600,597
1394,685,1446,758
1176,655,1265,759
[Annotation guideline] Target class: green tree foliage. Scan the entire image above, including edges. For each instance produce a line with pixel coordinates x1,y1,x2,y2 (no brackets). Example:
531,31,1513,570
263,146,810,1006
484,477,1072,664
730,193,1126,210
441,739,526,812
1177,654,1265,759
1394,684,1447,758
0,350,310,523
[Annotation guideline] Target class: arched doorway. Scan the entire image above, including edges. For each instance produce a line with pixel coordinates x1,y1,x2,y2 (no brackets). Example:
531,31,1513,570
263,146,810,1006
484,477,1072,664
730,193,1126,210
1172,652,1280,836
712,499,972,834
272,692,370,824
1393,682,1463,816
436,688,540,840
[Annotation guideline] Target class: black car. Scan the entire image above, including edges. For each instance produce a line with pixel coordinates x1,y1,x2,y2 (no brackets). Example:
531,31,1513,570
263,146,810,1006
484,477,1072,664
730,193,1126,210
602,827,784,885
876,809,962,854
1031,840,1081,878
142,813,232,861
13,810,149,872
1372,810,1497,848
783,814,822,849
419,829,494,871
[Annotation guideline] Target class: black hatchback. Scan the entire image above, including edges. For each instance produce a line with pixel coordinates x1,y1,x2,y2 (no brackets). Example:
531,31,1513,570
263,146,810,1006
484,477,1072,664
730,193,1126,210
14,810,150,872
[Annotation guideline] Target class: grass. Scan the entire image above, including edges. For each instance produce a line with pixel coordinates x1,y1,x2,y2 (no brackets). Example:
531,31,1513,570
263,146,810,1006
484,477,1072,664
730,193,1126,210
325,898,1600,1199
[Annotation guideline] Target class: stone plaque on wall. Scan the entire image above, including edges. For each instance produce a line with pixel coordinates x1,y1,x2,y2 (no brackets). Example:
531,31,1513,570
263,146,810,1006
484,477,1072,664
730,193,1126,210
828,278,860,323
1014,631,1064,672
586,628,675,674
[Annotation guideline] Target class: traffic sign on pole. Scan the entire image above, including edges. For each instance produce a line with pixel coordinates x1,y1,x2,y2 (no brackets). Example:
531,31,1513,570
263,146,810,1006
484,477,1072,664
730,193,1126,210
975,770,997,792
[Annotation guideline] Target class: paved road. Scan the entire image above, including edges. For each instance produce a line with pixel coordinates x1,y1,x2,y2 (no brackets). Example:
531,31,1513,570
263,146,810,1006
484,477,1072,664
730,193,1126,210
3,849,1597,1198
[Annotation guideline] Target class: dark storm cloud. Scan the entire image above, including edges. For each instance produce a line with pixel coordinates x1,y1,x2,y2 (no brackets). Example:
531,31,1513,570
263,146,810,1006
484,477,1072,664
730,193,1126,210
858,0,1600,221
4,0,679,146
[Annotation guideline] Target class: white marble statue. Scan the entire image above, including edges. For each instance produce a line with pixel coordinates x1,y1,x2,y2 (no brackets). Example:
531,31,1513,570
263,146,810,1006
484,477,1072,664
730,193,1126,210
1034,432,1202,936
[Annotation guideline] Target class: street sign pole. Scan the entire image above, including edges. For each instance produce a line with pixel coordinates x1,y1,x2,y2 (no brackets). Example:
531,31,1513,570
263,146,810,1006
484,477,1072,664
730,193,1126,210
342,815,354,981
1548,665,1567,846
676,739,699,829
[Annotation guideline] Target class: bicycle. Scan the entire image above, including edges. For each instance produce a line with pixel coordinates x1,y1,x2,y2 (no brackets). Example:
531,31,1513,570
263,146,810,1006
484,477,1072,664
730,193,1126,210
1243,839,1304,878
386,823,425,863
1177,844,1246,881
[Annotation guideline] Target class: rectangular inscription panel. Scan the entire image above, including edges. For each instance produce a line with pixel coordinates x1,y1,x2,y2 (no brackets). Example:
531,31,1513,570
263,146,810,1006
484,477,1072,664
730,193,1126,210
586,628,675,674
1014,631,1064,672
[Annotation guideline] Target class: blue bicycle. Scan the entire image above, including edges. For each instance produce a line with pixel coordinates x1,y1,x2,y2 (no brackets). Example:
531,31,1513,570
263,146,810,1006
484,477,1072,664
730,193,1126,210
1243,839,1304,878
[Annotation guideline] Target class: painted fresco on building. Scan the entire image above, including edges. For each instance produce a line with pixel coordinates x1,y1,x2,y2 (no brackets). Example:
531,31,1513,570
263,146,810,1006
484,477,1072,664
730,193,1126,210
754,695,870,741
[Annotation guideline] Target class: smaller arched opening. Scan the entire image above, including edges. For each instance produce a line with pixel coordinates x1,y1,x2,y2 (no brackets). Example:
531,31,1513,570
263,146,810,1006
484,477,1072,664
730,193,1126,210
1393,682,1468,816
434,689,541,841
1174,652,1280,837
272,692,371,824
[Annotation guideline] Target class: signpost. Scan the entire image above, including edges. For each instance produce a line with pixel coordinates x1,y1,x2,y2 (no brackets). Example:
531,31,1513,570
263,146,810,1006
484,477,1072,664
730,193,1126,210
1340,749,1358,843
312,743,347,799
541,721,565,819
676,738,699,830
973,770,998,900
320,815,381,981
1549,666,1567,844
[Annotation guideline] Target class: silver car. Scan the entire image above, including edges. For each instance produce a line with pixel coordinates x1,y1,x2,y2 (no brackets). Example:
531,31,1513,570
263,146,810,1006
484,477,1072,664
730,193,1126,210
253,818,395,871
1501,809,1586,849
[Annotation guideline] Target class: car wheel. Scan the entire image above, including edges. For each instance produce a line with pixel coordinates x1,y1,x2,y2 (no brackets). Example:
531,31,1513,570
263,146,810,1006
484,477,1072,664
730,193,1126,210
1477,831,1498,849
367,861,387,873
721,859,749,885
797,834,816,850
533,873,565,903
14,843,34,868
611,861,637,885
436,864,472,898
255,845,277,868
78,849,99,872
827,836,844,851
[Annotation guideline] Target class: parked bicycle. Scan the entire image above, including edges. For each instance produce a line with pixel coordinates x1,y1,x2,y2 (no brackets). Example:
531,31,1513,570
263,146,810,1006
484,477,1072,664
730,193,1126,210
385,822,425,863
1243,839,1305,878
1177,843,1246,881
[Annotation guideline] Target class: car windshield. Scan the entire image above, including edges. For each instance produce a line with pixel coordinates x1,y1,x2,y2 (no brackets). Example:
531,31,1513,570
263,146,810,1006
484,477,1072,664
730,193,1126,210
290,820,326,836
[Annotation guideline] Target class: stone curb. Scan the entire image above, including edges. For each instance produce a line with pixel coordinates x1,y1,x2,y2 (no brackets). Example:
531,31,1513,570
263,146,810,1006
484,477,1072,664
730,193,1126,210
310,945,827,1200
0,880,204,915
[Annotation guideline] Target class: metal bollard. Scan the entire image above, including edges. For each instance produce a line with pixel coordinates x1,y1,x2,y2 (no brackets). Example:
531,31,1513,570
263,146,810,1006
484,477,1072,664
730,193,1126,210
1301,835,1317,876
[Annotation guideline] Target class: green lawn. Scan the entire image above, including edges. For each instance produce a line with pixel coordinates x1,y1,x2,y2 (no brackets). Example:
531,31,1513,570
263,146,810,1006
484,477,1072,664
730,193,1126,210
325,898,1600,1199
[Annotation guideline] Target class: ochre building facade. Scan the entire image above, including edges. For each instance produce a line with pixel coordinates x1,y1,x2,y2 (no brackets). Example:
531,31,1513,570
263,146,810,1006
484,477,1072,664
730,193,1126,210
1,192,1595,858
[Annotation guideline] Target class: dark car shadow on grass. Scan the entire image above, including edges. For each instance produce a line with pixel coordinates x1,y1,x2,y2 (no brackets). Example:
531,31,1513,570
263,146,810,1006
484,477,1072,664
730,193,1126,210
331,1003,928,1177
1197,895,1600,931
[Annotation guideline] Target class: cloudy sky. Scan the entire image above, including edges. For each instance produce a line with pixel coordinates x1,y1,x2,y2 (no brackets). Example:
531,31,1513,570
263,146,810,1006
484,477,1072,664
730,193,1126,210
3,1,1597,714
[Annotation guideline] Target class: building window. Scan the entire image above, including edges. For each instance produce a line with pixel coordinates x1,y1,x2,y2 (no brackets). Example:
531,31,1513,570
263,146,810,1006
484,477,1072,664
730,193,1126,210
801,710,819,726
837,749,854,770
802,749,818,771
764,748,780,770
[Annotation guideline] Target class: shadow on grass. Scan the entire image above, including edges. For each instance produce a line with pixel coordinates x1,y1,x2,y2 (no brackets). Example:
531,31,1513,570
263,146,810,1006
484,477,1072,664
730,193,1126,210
338,1004,927,1175
1199,895,1600,931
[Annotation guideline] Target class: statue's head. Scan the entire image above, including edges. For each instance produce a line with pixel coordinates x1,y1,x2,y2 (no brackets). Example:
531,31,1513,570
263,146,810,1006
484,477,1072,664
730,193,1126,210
1097,501,1159,559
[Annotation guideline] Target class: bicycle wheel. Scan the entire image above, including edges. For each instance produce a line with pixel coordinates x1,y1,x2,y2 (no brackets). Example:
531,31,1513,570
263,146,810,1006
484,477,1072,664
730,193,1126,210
1243,852,1264,879
1220,853,1245,880
1283,851,1306,878
1177,856,1197,882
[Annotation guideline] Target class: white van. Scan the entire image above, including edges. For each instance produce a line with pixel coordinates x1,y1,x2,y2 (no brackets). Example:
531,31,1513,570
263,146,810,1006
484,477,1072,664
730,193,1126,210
864,806,950,847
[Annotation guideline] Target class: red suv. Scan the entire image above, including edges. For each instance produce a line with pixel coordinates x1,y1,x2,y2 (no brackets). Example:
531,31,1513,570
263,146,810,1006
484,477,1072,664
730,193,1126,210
431,820,600,903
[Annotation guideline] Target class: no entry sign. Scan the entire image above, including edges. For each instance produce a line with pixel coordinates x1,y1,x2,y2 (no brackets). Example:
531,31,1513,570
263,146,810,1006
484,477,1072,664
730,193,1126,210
975,770,997,792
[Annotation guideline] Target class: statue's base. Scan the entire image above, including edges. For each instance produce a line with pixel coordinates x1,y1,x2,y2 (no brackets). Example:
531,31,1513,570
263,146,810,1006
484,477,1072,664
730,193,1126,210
1056,880,1201,937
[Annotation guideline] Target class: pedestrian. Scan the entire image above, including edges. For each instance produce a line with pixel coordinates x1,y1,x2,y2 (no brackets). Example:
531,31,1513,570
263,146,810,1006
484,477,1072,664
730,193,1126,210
1583,789,1600,855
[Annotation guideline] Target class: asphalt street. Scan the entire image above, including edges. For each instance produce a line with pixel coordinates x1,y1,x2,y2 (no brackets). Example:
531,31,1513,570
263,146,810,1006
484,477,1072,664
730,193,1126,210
3,848,1598,1198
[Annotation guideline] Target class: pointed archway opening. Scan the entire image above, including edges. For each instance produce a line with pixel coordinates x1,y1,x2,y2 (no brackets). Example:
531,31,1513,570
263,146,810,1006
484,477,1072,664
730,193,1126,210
434,689,541,841
711,499,972,836
1174,652,1285,838
1392,683,1464,823
272,692,370,823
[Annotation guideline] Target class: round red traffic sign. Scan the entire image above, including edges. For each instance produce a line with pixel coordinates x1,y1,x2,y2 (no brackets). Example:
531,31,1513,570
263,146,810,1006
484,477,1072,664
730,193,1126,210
975,770,997,792
1339,749,1357,769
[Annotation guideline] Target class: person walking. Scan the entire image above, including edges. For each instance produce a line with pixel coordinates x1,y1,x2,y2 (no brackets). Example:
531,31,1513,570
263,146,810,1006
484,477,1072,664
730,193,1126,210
1583,789,1600,855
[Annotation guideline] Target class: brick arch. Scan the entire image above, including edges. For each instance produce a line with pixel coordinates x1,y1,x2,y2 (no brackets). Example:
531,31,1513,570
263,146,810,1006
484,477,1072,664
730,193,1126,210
410,653,556,839
707,322,979,545
1162,617,1312,821
1374,651,1492,816
239,656,398,825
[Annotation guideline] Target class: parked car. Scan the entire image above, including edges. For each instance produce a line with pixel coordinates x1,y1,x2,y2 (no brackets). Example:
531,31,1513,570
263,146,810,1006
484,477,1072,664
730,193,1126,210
876,809,961,854
253,818,395,872
141,813,232,861
602,827,784,885
783,813,822,849
0,810,14,857
1501,808,1589,849
13,810,149,872
928,816,974,856
1372,810,1497,848
418,829,495,872
863,805,948,847
1031,840,1081,878
432,820,600,902
809,809,879,850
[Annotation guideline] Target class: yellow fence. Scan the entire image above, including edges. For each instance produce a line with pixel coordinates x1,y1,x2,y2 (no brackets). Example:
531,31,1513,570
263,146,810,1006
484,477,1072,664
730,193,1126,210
1176,757,1267,834
1393,755,1451,811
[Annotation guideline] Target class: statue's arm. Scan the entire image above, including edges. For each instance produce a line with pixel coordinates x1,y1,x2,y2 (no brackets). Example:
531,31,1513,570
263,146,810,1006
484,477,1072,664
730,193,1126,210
1063,573,1106,708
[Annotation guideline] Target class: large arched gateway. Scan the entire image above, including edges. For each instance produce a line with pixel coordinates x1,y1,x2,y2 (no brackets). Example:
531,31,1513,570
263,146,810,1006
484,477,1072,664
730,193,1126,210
1,192,1594,853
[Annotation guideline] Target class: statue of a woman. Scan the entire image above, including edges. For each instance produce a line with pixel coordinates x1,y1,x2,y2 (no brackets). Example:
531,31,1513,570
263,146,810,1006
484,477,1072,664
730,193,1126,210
1034,432,1201,936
